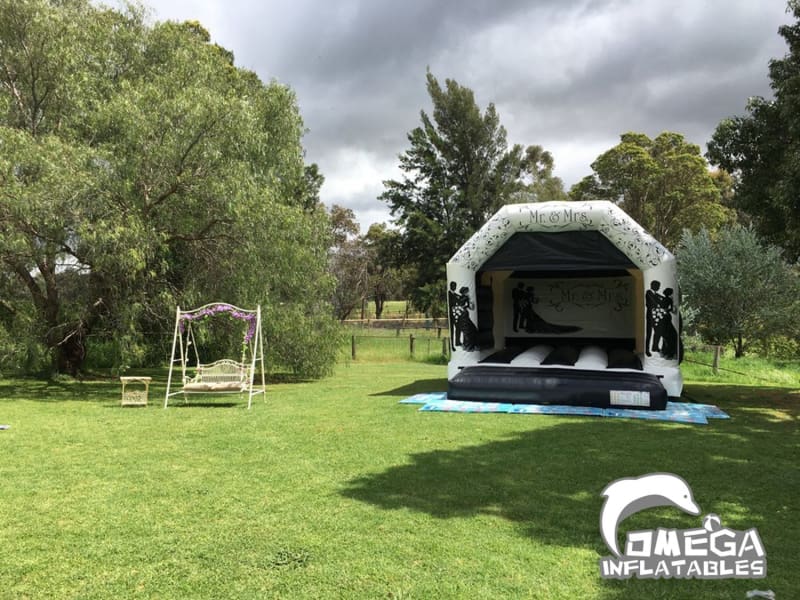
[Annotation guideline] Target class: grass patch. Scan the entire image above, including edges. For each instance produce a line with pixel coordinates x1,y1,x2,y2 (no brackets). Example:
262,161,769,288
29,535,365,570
681,350,800,387
0,359,798,599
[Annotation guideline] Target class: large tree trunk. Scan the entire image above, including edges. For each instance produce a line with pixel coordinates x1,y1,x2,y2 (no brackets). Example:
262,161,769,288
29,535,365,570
734,334,744,358
374,292,385,319
53,325,87,377
36,260,89,377
9,259,87,376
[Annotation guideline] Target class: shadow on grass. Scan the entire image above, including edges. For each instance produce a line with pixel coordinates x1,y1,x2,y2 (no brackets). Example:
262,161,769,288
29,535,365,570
370,378,448,397
343,384,798,595
165,401,242,408
0,374,272,405
0,378,119,402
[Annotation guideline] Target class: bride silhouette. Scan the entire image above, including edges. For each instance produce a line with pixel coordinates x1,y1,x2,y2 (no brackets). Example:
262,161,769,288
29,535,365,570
451,285,479,351
521,286,581,335
657,288,679,359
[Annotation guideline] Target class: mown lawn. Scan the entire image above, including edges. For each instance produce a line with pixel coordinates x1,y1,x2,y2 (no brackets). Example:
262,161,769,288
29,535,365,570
0,362,798,599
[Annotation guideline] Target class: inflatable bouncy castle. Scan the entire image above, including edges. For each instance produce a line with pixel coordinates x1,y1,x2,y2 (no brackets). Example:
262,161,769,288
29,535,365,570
446,201,682,410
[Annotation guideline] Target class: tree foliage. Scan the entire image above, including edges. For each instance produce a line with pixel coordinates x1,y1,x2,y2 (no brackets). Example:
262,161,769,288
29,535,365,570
328,205,369,321
327,209,410,321
571,132,734,250
362,223,409,319
678,226,800,357
0,0,338,377
707,1,800,260
380,71,565,315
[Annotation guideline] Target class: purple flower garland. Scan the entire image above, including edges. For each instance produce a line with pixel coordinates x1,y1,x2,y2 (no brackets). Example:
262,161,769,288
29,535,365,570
179,303,258,343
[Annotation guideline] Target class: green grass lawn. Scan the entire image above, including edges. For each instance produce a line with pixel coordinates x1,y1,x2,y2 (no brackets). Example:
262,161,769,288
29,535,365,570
0,361,798,599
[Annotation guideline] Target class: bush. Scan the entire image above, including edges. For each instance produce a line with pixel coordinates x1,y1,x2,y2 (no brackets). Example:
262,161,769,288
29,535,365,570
0,309,49,376
679,226,800,357
83,337,149,374
264,304,343,378
756,335,800,360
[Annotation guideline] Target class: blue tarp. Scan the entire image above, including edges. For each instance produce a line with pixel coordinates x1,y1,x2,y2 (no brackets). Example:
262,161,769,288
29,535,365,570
399,393,729,425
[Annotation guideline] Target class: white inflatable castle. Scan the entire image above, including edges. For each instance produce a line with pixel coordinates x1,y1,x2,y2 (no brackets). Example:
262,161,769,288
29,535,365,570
446,201,682,410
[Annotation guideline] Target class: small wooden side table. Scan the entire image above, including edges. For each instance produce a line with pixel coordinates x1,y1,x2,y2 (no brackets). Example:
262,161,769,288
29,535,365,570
120,376,152,407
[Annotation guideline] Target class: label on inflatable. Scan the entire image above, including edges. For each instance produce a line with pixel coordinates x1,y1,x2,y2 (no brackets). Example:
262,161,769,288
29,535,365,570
610,390,650,407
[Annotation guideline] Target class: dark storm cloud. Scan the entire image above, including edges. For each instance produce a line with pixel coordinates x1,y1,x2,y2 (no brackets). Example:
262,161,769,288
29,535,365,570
243,0,562,81
145,0,793,227
461,1,786,134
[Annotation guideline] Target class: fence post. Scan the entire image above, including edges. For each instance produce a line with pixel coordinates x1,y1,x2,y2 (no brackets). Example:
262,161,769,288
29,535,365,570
351,335,356,360
409,333,415,357
437,327,441,338
712,345,721,374
441,337,447,357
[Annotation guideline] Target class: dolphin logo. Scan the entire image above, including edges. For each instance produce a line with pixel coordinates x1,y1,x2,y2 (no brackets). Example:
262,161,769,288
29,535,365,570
600,472,700,557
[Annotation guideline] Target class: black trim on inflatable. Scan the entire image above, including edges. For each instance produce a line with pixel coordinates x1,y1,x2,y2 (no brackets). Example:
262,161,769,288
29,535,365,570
448,366,668,410
479,231,637,272
503,337,637,351
508,269,633,279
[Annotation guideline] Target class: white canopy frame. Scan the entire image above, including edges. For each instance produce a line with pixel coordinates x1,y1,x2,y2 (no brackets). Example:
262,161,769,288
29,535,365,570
164,303,266,409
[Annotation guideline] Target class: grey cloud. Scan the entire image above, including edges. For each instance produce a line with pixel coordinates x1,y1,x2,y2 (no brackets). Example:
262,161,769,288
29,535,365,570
145,0,793,227
242,0,569,82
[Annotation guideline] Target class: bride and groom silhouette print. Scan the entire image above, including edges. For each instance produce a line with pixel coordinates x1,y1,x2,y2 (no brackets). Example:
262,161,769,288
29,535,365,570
448,281,582,353
510,282,581,336
448,282,478,351
645,280,679,359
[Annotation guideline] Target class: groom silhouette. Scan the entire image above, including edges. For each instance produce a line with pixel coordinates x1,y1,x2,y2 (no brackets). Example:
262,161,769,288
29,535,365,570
511,282,526,332
645,280,664,356
448,281,459,351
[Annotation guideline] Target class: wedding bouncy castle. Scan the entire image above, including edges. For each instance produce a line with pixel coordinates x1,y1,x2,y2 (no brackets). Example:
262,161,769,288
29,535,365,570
446,201,682,410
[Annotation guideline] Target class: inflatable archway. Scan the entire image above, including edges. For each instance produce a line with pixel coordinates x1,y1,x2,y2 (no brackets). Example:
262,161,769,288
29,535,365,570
446,201,682,409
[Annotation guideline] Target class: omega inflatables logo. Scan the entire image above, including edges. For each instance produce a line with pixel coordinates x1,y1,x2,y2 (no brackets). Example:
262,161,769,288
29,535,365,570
598,473,766,580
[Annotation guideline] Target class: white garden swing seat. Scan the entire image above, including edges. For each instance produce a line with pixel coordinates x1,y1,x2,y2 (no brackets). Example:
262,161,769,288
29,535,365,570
164,303,266,409
181,359,251,392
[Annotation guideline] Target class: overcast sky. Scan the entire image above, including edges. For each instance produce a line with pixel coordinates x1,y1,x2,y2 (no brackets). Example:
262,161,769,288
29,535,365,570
141,0,792,231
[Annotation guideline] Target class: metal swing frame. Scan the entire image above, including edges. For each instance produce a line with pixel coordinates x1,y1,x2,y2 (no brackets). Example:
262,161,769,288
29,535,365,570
164,303,266,409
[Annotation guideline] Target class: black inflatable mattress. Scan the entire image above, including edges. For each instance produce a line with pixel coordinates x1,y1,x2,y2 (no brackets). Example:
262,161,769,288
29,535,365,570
447,365,667,410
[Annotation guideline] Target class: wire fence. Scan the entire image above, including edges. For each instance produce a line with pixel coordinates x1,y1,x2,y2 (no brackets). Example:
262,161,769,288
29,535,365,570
344,332,451,362
342,317,448,332
75,322,453,368
341,318,452,362
69,324,800,374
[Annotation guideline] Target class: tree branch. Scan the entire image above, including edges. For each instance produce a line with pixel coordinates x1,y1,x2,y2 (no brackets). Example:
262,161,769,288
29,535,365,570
144,117,221,214
5,258,46,312
165,217,233,243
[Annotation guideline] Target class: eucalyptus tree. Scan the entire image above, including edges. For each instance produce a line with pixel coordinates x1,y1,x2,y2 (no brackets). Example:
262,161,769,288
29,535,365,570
707,0,800,260
570,132,733,250
0,1,337,376
327,205,369,321
362,223,408,320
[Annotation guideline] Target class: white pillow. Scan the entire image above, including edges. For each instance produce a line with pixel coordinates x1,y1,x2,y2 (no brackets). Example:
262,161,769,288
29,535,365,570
575,345,608,369
510,345,554,367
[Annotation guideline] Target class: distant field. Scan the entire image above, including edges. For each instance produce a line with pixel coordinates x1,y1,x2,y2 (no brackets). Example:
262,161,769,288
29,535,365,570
343,300,423,320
